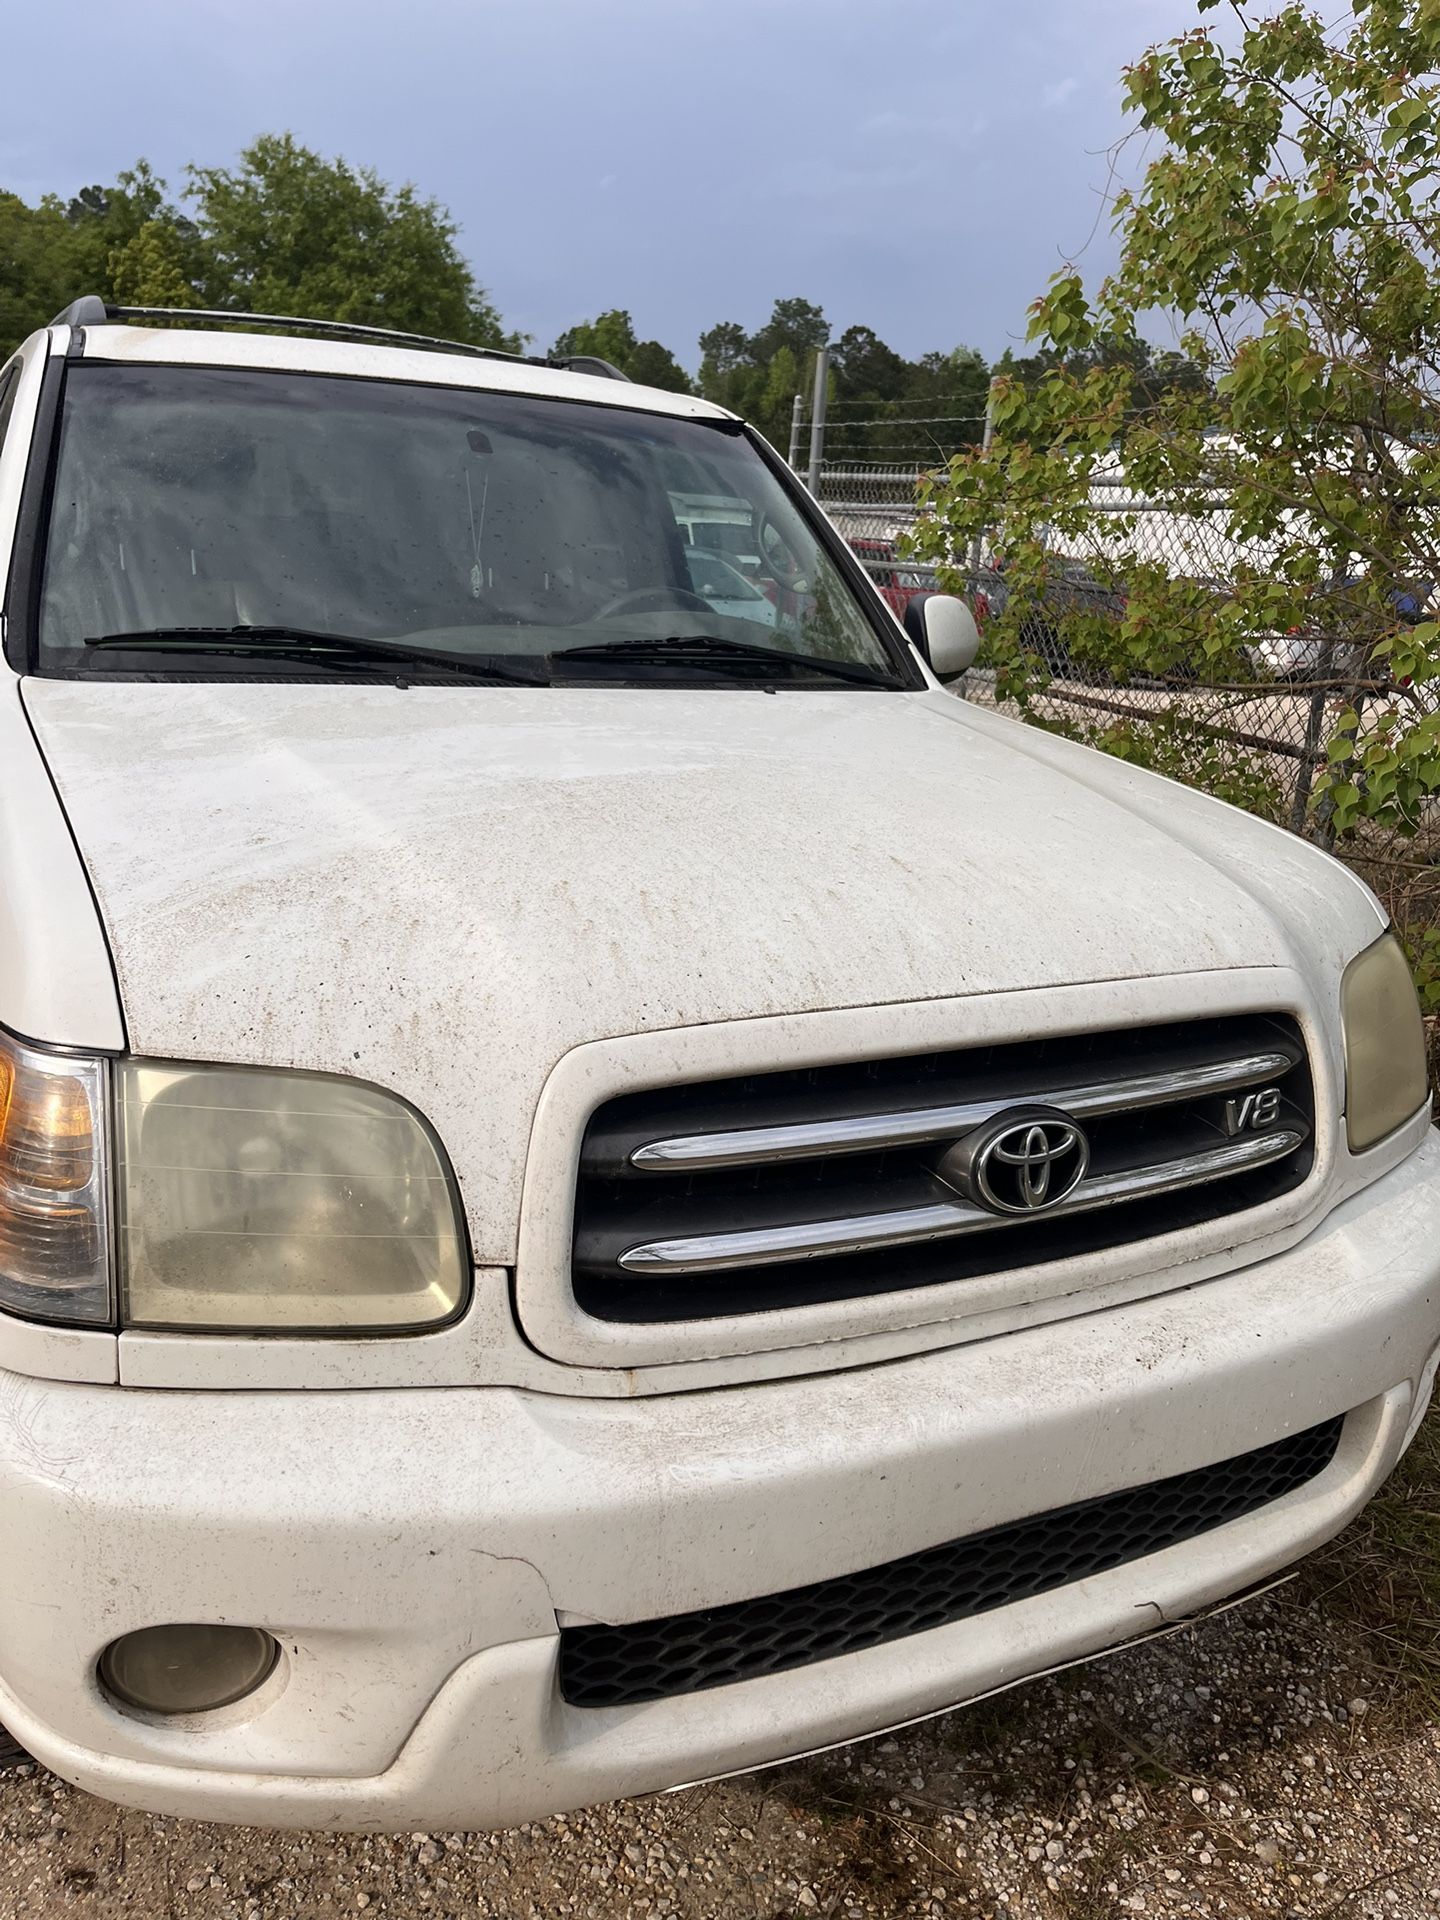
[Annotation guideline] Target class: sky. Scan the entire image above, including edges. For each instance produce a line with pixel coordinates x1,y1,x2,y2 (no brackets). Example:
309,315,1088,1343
5,0,1209,369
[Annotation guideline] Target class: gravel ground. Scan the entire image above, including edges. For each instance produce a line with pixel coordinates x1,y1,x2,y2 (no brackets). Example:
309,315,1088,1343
4,1583,1439,1920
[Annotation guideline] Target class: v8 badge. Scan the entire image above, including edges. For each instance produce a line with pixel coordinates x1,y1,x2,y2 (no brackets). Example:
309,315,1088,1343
1224,1085,1282,1136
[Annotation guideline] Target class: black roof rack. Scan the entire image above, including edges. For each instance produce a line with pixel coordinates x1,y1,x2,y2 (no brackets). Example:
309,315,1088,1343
46,298,633,381
49,296,110,328
548,353,630,382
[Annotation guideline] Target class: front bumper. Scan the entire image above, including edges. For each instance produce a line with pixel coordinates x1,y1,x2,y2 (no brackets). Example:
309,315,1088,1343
2,1132,1438,1831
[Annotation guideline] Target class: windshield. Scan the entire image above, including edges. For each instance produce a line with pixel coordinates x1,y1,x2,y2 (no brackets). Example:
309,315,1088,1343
36,364,902,682
684,549,766,602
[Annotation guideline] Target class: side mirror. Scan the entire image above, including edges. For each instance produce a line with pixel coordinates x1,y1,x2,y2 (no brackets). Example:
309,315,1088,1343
902,593,980,680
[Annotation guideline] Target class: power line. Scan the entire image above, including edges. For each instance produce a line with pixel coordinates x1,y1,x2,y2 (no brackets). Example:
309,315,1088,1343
820,444,971,457
808,410,989,425
823,418,986,433
820,395,991,414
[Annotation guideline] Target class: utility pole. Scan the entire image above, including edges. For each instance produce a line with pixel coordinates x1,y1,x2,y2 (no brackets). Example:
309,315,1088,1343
806,345,831,496
966,375,999,586
787,394,805,471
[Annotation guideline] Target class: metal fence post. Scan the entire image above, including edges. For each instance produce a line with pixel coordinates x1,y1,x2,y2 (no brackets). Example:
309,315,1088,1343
1290,556,1354,837
806,346,830,496
787,394,804,472
1288,643,1334,836
1313,657,1368,851
966,376,999,589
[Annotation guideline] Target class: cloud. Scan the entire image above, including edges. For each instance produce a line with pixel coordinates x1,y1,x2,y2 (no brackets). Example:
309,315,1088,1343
8,0,1205,362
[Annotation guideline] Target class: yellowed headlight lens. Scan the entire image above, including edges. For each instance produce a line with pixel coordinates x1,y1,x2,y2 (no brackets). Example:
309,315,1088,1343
1341,931,1430,1152
0,1031,111,1324
115,1060,467,1331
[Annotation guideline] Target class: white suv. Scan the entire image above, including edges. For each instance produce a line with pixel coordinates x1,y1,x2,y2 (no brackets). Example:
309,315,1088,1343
0,299,1434,1831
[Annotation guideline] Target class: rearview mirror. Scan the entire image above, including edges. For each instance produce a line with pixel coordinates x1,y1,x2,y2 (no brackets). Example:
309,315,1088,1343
902,593,980,681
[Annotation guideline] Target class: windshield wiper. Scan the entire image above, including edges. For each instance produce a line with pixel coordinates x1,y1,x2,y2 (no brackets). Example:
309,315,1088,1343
550,634,895,687
83,625,548,685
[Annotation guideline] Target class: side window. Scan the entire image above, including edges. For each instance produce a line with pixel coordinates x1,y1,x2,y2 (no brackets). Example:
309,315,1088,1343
0,366,21,609
0,369,18,460
0,360,38,652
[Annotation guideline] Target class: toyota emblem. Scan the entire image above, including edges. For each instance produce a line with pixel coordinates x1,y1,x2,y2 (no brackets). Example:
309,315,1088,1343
935,1105,1090,1216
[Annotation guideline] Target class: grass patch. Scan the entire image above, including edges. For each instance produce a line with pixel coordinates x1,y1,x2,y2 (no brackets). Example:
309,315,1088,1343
1296,1396,1440,1723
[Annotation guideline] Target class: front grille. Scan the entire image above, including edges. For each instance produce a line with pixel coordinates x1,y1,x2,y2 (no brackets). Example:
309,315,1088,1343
572,1015,1314,1324
559,1415,1343,1708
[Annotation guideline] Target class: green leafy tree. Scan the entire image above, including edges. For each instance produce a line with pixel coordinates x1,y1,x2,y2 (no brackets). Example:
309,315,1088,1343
697,321,750,405
0,194,86,354
552,309,638,366
754,344,801,447
551,309,692,391
2,141,517,360
906,345,990,413
827,332,990,463
0,164,196,356
697,299,829,419
187,135,516,348
57,164,198,294
993,336,1211,410
832,324,909,405
624,339,692,393
108,221,201,308
748,296,829,369
825,324,908,462
910,0,1440,840
691,302,990,463
902,346,993,457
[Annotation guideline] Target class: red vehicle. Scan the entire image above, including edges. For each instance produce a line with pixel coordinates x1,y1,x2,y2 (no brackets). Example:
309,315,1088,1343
848,538,932,620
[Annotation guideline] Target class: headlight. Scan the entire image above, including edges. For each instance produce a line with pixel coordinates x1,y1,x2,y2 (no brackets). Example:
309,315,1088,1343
0,1030,467,1333
1341,930,1430,1152
115,1060,467,1331
0,1031,111,1324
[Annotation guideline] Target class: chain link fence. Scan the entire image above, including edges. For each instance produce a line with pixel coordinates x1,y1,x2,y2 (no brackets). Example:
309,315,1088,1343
814,462,1428,846
816,460,947,612
812,458,1440,1066
814,464,927,545
964,495,1373,851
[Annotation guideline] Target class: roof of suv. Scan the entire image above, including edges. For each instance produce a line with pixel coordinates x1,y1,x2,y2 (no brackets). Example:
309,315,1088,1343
57,322,732,425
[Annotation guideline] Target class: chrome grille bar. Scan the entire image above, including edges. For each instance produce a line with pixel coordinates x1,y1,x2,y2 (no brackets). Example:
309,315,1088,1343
628,1049,1297,1173
617,1127,1305,1275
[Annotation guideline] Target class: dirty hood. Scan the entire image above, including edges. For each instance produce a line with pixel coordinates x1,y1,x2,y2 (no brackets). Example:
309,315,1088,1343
23,681,1364,1259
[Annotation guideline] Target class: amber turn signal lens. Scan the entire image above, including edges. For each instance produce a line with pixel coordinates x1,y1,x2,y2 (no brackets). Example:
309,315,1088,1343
0,1050,96,1189
0,1031,110,1325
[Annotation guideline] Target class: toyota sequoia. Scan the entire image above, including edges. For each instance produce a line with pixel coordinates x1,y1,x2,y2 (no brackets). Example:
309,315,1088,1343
0,299,1433,1830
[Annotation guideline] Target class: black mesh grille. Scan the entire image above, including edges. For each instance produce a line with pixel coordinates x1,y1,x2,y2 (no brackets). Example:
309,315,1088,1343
558,1415,1344,1708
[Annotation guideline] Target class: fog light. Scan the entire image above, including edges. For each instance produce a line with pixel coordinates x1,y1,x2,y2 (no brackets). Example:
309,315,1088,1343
99,1625,279,1715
